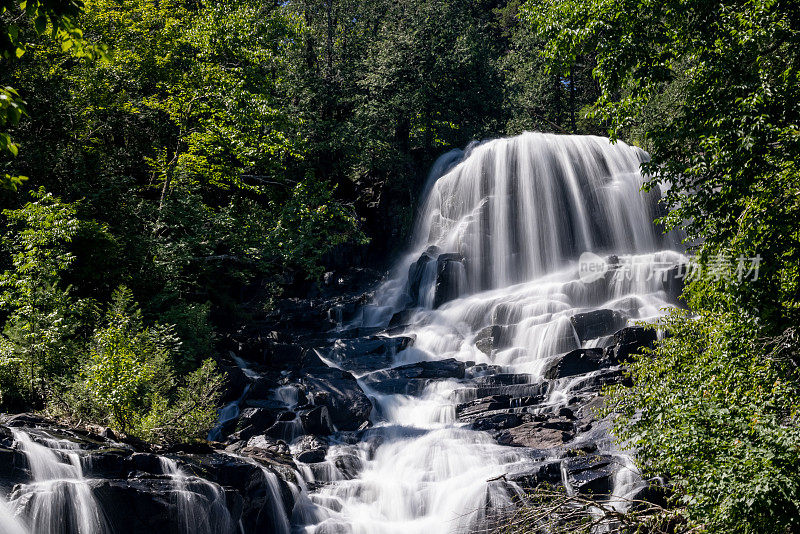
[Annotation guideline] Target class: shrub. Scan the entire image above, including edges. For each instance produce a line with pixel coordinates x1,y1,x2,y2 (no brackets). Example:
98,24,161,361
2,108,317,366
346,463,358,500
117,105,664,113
605,310,800,533
66,286,223,443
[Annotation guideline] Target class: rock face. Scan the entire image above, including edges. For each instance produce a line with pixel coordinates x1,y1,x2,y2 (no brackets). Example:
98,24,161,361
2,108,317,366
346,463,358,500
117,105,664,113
328,335,414,373
360,359,466,395
433,253,465,308
542,348,607,379
301,367,373,431
0,416,295,534
570,309,628,342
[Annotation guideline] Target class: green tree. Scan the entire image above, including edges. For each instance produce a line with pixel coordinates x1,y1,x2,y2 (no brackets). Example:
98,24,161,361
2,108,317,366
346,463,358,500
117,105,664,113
0,189,98,406
1,0,104,188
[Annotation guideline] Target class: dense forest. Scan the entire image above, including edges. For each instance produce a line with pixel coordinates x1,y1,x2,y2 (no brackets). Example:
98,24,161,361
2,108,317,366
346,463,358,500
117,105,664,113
1,0,799,532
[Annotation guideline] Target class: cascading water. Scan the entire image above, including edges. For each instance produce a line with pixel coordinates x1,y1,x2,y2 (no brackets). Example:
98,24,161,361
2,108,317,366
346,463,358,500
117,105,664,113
5,429,108,534
296,132,685,533
157,457,237,534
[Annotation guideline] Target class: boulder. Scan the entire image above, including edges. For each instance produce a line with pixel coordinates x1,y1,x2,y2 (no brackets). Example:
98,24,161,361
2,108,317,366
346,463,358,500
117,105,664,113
495,422,574,449
433,253,465,308
607,326,658,363
407,247,439,306
299,406,336,436
472,413,522,432
302,368,373,431
565,455,615,495
569,309,628,342
507,460,563,491
542,348,607,379
294,435,328,464
473,325,511,356
92,478,214,534
456,395,511,421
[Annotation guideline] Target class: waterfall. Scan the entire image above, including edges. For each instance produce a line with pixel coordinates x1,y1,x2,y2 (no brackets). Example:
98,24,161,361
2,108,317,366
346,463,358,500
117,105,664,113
157,457,237,534
5,429,108,534
299,132,685,533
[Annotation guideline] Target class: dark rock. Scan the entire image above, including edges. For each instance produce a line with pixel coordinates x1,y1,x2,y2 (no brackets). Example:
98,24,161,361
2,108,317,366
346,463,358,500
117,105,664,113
495,423,573,449
407,247,439,306
472,413,522,432
473,325,510,356
433,253,465,308
507,460,563,490
607,326,658,363
127,453,166,476
456,395,511,421
92,478,216,534
333,453,364,479
570,309,628,342
302,368,373,431
83,449,130,478
239,408,279,433
328,335,414,373
300,406,336,436
265,343,304,368
247,377,281,401
542,348,607,379
294,435,328,464
1,413,49,428
565,455,615,494
360,359,466,394
663,264,687,304
388,309,419,328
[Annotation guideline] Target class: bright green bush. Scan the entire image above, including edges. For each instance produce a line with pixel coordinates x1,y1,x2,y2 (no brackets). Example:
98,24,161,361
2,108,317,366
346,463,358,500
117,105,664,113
67,286,223,442
605,311,800,533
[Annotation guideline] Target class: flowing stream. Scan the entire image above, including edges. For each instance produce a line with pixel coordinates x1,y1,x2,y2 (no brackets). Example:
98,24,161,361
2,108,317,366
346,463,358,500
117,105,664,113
294,132,684,533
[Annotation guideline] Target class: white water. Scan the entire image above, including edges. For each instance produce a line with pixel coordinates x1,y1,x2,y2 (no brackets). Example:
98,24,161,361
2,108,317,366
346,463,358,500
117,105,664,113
5,429,107,534
299,133,684,533
158,457,237,534
0,429,243,534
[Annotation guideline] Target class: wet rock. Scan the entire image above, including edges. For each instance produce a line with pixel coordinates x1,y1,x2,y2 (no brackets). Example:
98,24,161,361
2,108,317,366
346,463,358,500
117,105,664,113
542,348,607,379
407,246,439,306
238,408,279,433
360,359,466,395
472,413,522,432
332,453,364,479
565,455,615,495
495,423,573,449
246,377,282,402
570,309,628,342
456,395,511,421
507,460,563,490
474,325,511,356
294,435,328,464
127,452,166,475
302,367,373,431
300,406,336,436
663,264,687,304
607,326,658,363
388,309,420,328
241,436,290,457
93,478,206,533
265,343,304,368
433,253,465,308
328,335,414,373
